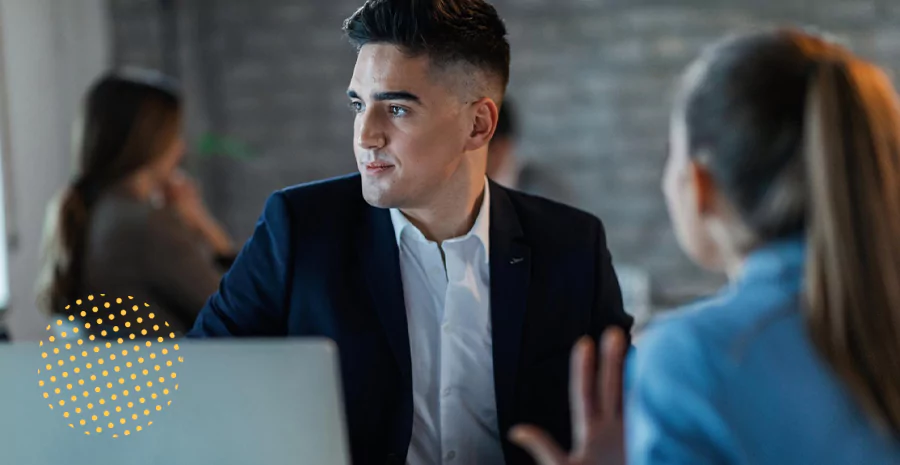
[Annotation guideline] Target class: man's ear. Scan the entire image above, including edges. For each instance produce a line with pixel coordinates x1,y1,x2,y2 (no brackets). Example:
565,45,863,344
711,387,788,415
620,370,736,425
464,97,498,152
688,158,717,215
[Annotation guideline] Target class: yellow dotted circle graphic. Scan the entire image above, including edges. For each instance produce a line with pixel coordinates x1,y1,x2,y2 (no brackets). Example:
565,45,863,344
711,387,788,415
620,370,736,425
37,294,184,438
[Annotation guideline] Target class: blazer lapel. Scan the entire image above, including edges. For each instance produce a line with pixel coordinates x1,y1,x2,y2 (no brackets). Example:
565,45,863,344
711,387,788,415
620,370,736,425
489,181,531,434
359,205,412,385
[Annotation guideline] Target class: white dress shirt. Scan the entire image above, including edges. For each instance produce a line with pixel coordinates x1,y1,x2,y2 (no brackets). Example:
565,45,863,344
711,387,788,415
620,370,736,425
390,179,504,465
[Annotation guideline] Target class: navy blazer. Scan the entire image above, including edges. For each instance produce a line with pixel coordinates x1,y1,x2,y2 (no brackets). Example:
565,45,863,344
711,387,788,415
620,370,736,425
187,174,633,465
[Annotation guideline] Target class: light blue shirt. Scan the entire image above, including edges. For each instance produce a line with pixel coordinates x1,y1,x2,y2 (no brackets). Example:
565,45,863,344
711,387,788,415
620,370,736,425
626,236,900,464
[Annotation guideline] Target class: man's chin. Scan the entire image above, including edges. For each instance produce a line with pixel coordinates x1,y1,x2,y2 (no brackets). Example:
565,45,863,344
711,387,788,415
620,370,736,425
361,186,397,209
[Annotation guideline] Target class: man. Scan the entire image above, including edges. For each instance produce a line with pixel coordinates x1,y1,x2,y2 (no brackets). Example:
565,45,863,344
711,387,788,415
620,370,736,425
188,1,633,464
487,98,571,204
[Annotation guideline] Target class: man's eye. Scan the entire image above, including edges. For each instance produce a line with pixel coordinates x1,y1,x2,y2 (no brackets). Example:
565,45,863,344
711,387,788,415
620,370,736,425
348,101,363,113
390,105,408,117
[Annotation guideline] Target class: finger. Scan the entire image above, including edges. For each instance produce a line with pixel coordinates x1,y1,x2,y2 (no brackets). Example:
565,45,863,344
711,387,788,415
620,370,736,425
599,327,628,419
166,175,186,193
569,336,595,449
162,180,180,199
509,425,568,465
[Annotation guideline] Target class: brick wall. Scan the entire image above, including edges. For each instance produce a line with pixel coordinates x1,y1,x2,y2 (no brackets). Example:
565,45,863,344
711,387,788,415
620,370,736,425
106,0,900,312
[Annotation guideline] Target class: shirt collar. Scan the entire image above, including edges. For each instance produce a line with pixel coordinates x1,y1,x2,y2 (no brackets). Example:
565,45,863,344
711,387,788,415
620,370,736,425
389,176,491,259
735,233,806,287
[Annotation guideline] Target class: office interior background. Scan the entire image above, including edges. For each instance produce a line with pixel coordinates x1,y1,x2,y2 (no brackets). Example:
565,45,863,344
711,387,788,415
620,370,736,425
0,0,899,341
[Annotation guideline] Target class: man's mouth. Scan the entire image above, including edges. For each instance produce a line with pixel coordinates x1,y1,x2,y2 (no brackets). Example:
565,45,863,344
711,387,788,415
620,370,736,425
364,161,395,174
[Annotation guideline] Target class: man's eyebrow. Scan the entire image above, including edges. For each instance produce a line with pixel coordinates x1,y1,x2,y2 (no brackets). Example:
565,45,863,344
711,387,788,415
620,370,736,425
373,91,420,103
346,89,421,103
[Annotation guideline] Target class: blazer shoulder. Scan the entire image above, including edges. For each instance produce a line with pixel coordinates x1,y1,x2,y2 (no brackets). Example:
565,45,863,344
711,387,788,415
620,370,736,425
263,173,365,232
279,172,362,204
501,185,608,240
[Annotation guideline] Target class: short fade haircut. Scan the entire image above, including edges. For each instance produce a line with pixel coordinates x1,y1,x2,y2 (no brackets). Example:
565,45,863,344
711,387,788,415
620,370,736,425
342,0,510,102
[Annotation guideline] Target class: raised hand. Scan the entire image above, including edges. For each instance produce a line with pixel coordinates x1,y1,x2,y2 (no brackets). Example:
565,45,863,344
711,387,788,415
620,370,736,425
164,169,234,255
510,327,628,465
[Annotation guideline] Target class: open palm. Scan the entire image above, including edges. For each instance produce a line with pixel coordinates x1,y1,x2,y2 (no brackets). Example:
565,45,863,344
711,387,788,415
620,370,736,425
510,328,628,465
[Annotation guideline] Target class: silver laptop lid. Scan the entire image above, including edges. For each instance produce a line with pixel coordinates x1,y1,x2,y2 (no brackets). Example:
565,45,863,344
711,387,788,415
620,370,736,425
0,338,351,465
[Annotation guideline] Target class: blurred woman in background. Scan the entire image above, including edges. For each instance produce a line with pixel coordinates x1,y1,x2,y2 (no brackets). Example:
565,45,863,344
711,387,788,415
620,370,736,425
36,69,235,336
511,28,900,464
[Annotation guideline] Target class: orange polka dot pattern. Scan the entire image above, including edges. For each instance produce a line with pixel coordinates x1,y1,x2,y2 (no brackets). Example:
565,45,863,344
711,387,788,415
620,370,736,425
38,294,184,438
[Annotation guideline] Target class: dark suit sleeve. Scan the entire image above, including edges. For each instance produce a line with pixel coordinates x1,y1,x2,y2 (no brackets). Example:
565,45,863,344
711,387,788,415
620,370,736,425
592,221,634,345
186,191,293,337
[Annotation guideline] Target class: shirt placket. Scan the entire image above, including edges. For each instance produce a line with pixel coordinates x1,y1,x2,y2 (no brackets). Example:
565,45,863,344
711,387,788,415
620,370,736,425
406,236,450,465
438,241,467,464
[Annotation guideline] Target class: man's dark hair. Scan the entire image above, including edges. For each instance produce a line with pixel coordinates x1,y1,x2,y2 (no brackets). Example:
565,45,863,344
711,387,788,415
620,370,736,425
495,98,516,140
342,0,510,100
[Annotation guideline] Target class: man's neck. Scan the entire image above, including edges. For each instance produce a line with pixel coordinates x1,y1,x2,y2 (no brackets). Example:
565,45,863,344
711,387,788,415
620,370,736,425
492,156,520,189
400,176,487,243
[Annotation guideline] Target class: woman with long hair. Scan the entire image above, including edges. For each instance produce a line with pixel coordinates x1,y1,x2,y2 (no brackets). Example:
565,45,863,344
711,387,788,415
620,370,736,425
36,69,235,336
511,28,900,464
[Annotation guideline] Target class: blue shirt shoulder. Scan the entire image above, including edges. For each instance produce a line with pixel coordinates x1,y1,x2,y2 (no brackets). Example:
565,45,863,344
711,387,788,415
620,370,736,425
626,238,900,464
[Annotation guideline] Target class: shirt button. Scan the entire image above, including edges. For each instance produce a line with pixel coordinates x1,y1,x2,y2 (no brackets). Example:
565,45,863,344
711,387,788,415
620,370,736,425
442,323,450,333
445,450,456,461
442,387,451,397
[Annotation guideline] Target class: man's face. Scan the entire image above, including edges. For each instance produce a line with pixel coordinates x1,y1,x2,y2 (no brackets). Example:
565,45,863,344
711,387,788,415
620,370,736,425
348,44,472,209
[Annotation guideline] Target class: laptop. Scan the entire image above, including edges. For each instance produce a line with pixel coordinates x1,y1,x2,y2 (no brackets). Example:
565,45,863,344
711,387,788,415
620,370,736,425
0,338,352,465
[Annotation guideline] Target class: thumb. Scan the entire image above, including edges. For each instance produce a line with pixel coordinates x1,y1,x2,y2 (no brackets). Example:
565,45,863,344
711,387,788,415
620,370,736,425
510,425,568,465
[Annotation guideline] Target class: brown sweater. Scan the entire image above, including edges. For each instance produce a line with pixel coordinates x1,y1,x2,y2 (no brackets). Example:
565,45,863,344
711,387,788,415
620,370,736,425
36,188,226,335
